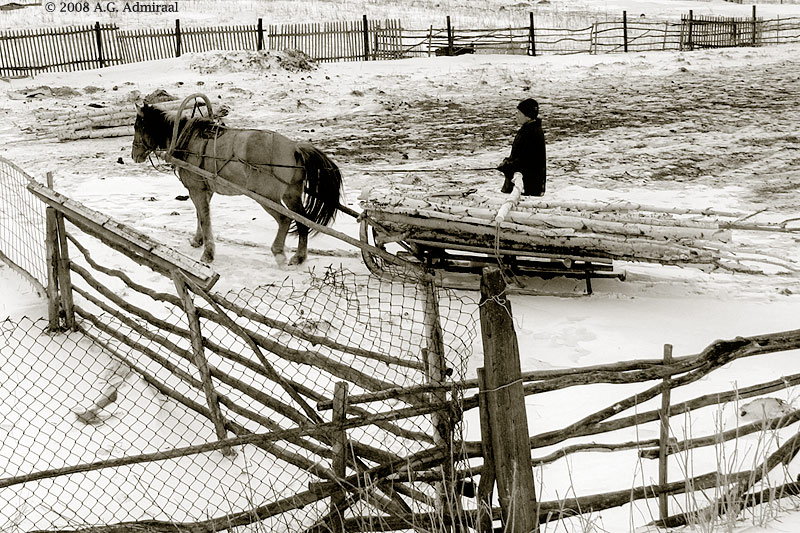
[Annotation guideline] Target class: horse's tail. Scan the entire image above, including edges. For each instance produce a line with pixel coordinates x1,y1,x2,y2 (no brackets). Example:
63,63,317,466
295,144,343,232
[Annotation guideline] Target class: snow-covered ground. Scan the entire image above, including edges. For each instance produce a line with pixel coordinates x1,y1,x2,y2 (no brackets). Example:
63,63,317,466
3,1,800,531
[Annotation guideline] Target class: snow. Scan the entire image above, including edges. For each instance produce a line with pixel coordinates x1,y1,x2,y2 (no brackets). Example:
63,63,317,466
3,1,800,531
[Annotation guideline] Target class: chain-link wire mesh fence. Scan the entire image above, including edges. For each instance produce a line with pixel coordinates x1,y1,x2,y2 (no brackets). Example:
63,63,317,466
0,172,480,532
0,157,47,290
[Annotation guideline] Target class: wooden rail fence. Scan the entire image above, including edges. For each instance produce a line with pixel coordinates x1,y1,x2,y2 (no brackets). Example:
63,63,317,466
3,153,800,530
2,11,800,77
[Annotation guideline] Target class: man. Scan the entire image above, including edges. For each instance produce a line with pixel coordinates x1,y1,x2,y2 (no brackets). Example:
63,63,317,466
497,98,547,196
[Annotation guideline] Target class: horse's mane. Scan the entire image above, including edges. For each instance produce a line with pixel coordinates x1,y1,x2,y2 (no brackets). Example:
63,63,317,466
140,103,225,149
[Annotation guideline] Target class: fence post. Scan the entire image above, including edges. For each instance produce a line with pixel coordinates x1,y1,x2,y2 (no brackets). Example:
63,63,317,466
330,381,349,533
446,15,453,55
422,274,459,519
479,267,538,533
477,367,497,533
44,172,61,331
752,5,757,46
688,10,694,50
94,21,105,68
45,207,60,330
623,11,628,52
257,18,264,51
172,270,233,456
53,212,75,330
658,343,674,522
529,12,536,56
175,19,182,57
362,15,370,60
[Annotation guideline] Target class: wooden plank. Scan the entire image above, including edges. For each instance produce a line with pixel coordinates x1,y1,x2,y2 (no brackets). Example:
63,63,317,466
26,181,219,291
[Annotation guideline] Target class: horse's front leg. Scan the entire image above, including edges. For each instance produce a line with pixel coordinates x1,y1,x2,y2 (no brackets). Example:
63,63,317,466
188,189,215,262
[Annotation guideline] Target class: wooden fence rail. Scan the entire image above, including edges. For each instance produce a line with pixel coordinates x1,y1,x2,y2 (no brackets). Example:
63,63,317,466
2,13,799,77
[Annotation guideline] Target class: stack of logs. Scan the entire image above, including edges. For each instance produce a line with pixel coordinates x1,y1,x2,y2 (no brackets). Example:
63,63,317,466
361,184,800,274
28,98,217,141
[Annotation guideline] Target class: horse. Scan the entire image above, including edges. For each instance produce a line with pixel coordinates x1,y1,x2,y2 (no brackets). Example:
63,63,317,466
130,102,343,266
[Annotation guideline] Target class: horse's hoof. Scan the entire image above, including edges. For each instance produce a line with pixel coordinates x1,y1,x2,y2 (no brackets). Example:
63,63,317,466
200,252,214,263
274,253,288,267
190,238,203,248
288,255,306,266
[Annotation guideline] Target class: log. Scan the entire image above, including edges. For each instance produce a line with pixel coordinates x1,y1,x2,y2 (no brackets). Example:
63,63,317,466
367,199,732,242
59,125,134,140
370,211,718,264
362,188,750,218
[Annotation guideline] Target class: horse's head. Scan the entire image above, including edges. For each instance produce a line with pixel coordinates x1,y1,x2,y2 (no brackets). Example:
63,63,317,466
131,103,160,163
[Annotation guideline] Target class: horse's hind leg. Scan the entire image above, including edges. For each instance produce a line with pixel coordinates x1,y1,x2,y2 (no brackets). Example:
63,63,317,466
188,188,215,262
284,192,308,266
264,207,289,266
290,221,309,266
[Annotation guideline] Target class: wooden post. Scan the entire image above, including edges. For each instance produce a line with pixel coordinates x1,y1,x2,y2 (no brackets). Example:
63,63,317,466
446,16,453,56
623,11,628,52
362,15,370,61
172,271,232,456
688,10,694,51
658,343,674,521
330,382,349,533
428,25,433,56
479,267,538,533
175,19,182,57
422,274,458,519
751,5,757,46
44,172,60,331
257,18,264,51
529,12,536,56
54,213,75,330
94,22,105,68
45,207,60,331
477,367,497,533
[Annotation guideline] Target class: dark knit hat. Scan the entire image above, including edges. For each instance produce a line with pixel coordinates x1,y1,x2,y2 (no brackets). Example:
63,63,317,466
517,98,539,119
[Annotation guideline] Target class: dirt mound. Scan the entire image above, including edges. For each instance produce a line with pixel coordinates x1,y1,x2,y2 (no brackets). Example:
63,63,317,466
187,50,317,74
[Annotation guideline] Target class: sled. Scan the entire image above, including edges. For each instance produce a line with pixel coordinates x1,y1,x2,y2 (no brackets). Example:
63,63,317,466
358,183,800,294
